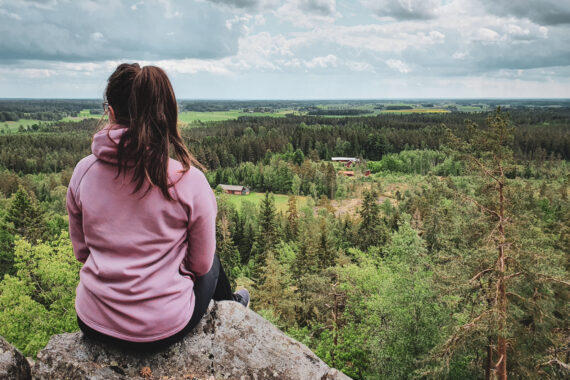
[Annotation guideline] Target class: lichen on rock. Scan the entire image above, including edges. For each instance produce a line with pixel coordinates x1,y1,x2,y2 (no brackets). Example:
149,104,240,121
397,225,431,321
0,336,32,380
31,301,351,379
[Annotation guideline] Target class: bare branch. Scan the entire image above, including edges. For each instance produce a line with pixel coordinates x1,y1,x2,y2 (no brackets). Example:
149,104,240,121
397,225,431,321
460,192,500,219
468,155,502,184
505,272,523,281
536,359,570,375
536,274,570,287
470,268,494,283
494,354,504,369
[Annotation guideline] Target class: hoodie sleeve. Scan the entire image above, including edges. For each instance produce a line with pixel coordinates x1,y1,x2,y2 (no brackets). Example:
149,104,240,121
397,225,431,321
66,156,96,263
178,168,217,278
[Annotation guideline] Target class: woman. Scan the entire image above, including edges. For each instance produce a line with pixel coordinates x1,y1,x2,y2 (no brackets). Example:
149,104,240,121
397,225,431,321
66,63,248,352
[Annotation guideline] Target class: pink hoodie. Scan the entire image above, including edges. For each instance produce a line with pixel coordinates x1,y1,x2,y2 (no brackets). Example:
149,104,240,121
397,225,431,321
67,125,217,342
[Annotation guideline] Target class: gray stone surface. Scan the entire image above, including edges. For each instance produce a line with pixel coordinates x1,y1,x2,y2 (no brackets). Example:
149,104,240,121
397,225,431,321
0,336,31,380
33,301,351,379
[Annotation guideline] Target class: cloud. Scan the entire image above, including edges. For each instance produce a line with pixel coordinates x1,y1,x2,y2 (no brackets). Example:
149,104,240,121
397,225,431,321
386,59,411,73
303,54,337,68
276,0,338,27
480,0,570,26
362,0,442,20
0,0,243,62
1,0,569,98
205,0,280,11
297,0,336,16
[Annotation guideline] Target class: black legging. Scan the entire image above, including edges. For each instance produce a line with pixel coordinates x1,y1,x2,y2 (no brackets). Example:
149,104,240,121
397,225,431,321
77,254,233,352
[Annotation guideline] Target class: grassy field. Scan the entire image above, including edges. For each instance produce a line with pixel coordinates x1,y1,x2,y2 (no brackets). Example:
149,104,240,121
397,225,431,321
61,109,103,122
221,191,308,213
380,108,450,114
0,119,44,132
457,105,486,112
178,110,299,125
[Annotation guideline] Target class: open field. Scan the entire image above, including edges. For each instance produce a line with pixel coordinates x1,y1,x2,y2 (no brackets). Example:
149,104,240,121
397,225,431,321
221,191,308,213
61,109,103,121
0,119,45,132
178,110,300,125
380,108,450,114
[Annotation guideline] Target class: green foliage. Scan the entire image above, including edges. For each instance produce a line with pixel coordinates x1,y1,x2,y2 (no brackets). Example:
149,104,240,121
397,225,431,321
0,102,567,378
368,149,463,176
0,232,81,357
357,189,389,251
6,186,47,243
325,220,448,379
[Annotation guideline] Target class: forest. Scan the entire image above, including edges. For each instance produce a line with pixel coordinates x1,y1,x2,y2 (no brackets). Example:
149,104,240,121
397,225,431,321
0,101,568,379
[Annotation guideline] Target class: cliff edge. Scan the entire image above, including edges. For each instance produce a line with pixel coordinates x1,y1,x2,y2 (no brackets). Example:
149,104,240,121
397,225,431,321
2,301,350,379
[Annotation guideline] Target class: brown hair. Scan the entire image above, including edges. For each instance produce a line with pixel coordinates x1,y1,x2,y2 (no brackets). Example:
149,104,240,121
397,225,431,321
104,63,204,200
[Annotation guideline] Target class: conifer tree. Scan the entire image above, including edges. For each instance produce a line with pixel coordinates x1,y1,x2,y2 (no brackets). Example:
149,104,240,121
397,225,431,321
257,250,298,324
216,214,240,288
285,195,299,241
254,192,279,275
357,189,388,251
318,217,336,269
6,186,46,243
326,163,336,199
435,108,570,379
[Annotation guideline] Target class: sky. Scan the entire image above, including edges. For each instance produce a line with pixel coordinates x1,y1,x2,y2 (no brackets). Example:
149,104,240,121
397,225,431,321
0,0,569,99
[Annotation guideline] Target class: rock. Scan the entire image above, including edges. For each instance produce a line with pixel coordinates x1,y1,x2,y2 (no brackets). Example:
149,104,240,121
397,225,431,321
33,301,351,379
0,336,32,380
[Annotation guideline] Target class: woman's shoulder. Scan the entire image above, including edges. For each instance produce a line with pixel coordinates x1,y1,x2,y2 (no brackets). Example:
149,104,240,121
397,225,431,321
69,155,99,189
168,159,212,197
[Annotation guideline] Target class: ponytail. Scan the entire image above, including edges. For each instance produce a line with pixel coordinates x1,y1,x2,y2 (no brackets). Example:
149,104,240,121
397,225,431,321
105,63,204,201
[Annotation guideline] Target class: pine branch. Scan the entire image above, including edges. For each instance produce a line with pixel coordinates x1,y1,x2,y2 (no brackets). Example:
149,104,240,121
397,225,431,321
536,274,570,287
459,192,500,219
470,268,494,283
468,154,502,185
505,272,523,281
536,359,570,374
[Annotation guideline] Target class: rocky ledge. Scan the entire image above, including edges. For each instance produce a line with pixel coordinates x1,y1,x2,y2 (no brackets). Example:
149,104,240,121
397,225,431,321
0,336,32,380
2,301,350,379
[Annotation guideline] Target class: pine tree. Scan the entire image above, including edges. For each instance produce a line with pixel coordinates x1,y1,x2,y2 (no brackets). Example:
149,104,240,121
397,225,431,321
318,217,336,269
6,186,46,243
256,250,298,324
216,214,240,288
435,108,570,379
326,163,336,199
285,195,299,241
254,192,279,275
357,189,388,251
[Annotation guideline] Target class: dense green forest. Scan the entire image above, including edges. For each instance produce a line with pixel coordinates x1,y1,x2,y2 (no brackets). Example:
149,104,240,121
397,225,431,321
0,102,568,379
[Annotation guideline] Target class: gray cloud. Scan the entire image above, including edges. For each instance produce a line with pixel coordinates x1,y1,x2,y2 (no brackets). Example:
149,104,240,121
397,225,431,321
362,0,440,20
0,0,242,62
298,0,336,16
398,23,570,77
481,0,570,25
205,0,280,11
207,0,261,9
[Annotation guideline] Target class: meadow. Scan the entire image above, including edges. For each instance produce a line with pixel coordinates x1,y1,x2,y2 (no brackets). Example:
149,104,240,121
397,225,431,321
221,191,309,213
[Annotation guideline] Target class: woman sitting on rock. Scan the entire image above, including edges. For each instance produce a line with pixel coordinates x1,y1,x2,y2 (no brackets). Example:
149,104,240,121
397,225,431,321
66,63,249,352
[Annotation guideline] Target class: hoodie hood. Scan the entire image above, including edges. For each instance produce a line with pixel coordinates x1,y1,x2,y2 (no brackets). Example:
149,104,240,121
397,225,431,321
92,124,128,164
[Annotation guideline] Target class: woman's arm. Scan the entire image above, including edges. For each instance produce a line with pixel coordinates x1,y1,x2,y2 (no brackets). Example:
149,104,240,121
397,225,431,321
66,177,90,263
66,156,97,264
180,168,217,278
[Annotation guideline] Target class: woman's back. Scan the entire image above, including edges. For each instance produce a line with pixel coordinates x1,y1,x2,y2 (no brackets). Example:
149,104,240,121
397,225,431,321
68,125,217,342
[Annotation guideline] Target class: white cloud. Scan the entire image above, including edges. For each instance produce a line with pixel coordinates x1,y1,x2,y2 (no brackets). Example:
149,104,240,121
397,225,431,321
386,59,411,73
276,0,339,28
0,8,22,20
362,0,442,20
90,32,105,41
1,0,569,98
303,54,337,68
